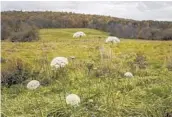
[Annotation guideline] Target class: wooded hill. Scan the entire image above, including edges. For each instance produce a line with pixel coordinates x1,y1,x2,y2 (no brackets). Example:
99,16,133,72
1,11,172,42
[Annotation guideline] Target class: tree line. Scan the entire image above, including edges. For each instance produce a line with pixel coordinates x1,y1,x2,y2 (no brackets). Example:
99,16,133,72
1,11,172,42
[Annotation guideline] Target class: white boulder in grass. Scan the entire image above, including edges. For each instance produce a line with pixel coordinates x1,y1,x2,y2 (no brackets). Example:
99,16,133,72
105,36,120,43
27,80,40,90
66,94,81,106
50,57,68,69
73,31,86,38
124,72,134,78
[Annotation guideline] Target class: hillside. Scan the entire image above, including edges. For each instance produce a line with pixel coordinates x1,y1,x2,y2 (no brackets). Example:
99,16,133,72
1,28,172,117
1,11,172,42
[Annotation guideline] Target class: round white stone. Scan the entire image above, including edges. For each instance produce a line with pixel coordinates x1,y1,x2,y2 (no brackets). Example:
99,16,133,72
73,31,86,38
105,36,120,43
50,57,68,69
66,94,81,106
124,72,134,78
27,80,40,90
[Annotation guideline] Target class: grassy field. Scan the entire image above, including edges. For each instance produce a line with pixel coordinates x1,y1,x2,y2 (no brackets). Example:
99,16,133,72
1,28,172,117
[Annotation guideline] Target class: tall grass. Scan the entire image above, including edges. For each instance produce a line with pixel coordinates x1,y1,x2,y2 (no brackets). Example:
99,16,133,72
1,28,172,117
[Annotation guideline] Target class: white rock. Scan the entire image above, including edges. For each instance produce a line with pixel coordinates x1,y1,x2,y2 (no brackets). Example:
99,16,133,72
124,72,134,78
73,31,86,38
66,94,81,106
50,57,68,69
105,36,120,43
27,80,40,90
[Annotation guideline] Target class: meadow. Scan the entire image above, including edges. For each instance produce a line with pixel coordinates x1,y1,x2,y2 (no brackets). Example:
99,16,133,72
1,28,172,117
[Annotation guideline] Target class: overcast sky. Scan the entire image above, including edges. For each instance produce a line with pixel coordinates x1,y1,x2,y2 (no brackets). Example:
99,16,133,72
1,1,172,21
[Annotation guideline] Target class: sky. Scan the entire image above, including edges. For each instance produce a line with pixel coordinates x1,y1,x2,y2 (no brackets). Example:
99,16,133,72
1,1,172,21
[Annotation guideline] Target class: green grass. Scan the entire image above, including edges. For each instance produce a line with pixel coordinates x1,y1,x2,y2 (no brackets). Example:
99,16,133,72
1,28,172,117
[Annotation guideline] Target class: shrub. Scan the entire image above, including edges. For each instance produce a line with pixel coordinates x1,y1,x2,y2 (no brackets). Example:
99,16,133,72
134,52,148,69
127,52,148,71
10,27,39,42
1,19,39,42
1,58,31,87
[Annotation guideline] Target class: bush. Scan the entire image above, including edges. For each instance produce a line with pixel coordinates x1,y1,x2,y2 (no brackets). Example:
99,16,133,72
1,19,39,42
126,52,148,75
10,28,39,42
1,58,31,87
134,52,148,69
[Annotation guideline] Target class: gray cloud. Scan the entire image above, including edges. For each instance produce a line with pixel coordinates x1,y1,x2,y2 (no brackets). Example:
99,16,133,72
1,1,172,21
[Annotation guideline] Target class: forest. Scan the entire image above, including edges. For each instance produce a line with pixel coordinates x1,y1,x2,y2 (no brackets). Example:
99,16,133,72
1,11,172,42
